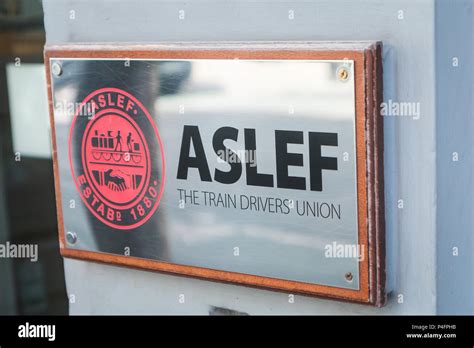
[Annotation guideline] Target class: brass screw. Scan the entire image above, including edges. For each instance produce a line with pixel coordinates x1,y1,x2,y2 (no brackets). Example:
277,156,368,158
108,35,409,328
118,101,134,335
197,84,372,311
345,272,353,282
338,67,349,81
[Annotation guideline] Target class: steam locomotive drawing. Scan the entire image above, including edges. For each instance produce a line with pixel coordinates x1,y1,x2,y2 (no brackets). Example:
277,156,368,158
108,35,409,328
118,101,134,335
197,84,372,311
90,130,142,164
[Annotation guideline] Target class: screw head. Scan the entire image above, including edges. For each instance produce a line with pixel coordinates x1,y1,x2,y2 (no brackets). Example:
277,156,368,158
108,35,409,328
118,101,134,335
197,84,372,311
66,231,77,245
337,66,350,82
345,272,353,282
52,62,62,76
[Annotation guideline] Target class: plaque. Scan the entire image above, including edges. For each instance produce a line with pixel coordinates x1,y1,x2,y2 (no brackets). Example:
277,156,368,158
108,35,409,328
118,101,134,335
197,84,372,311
45,42,385,306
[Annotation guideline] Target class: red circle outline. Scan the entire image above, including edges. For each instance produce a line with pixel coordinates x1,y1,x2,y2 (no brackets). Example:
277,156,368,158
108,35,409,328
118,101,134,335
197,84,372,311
68,87,166,230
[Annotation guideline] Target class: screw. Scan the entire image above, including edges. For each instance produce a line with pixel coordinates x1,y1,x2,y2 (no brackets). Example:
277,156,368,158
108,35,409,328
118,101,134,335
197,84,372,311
66,231,77,245
52,62,62,76
345,272,353,282
337,66,350,82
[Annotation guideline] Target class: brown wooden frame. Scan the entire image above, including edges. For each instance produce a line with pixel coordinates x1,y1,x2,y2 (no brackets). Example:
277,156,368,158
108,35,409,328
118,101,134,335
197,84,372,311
45,42,386,306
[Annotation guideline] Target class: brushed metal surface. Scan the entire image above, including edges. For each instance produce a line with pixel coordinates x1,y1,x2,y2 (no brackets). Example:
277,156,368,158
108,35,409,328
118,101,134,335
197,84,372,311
50,58,360,289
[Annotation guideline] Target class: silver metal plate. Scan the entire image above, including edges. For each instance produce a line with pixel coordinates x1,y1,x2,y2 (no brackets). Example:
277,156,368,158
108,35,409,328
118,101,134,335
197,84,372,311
51,58,360,289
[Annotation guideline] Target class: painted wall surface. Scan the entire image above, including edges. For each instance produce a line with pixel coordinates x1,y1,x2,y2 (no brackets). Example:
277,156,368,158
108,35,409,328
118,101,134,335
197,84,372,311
435,0,474,315
42,0,472,314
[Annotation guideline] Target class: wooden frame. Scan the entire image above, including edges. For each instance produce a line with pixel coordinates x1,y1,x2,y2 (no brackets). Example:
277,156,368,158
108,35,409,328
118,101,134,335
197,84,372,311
45,42,385,306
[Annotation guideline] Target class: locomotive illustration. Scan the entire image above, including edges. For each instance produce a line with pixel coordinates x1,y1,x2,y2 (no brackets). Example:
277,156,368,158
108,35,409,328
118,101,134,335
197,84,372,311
90,129,142,164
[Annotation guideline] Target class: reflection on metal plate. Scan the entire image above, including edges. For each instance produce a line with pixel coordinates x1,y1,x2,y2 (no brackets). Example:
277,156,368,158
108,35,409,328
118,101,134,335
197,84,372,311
46,44,385,306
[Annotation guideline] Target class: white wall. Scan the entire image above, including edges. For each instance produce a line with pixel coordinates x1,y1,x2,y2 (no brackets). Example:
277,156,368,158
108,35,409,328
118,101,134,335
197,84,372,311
435,0,474,314
43,0,471,314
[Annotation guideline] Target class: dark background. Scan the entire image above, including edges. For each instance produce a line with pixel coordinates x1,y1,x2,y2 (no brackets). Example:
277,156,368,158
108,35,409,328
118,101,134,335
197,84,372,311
0,0,67,315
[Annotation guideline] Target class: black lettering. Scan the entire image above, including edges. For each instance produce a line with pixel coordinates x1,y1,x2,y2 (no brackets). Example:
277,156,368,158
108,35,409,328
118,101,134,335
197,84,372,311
275,130,305,190
308,132,338,191
177,126,212,181
244,128,273,187
213,127,242,184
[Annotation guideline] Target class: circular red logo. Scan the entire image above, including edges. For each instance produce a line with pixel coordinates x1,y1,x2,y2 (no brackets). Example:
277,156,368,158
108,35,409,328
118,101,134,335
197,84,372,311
69,88,165,230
